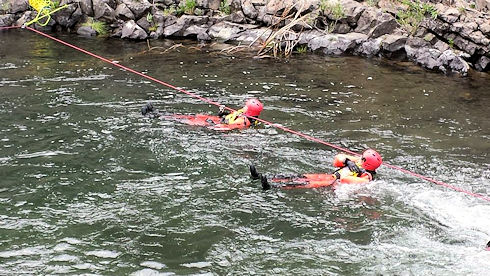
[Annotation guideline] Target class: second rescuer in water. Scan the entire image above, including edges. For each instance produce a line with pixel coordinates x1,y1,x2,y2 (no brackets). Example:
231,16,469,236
251,149,383,190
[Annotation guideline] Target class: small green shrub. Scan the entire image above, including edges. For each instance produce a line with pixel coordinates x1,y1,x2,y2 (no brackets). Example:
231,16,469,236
320,0,345,20
1,2,10,13
177,0,197,15
146,12,158,32
367,0,379,7
82,18,108,35
219,0,231,15
319,0,345,33
448,37,454,48
295,45,308,54
163,6,177,16
49,0,61,9
396,0,438,35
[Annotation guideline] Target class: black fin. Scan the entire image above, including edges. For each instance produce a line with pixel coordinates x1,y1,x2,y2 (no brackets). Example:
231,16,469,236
250,164,260,180
261,174,271,190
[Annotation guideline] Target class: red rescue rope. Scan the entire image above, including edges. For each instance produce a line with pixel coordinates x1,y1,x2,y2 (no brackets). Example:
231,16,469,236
0,26,20,30
6,26,489,202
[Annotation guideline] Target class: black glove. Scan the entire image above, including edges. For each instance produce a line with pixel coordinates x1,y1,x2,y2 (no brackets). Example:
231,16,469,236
141,102,153,115
218,105,230,117
345,159,361,174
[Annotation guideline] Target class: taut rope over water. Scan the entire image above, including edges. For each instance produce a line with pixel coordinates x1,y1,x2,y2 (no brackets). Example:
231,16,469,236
2,26,488,202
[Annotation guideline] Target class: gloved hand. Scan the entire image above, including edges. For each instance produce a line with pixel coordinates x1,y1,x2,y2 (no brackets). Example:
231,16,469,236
218,105,229,117
345,159,361,174
141,102,153,115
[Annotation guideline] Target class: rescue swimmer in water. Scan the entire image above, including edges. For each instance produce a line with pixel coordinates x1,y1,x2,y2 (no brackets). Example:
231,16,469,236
141,98,264,131
250,149,383,190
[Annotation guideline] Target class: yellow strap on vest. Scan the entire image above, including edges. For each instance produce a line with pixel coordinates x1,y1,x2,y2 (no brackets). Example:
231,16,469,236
224,109,244,124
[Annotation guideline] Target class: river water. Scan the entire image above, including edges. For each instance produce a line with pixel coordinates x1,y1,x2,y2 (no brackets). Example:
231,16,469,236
1,29,489,275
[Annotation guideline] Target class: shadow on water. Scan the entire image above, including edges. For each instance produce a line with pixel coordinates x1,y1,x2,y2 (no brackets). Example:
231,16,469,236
0,29,489,274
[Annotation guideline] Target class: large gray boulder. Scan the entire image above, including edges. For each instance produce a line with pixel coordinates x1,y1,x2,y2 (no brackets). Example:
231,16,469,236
115,4,135,21
93,0,116,22
121,19,148,40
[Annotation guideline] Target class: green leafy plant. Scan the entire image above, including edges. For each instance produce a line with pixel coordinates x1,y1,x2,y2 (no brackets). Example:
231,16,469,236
367,0,379,7
177,0,197,15
423,33,433,42
448,37,454,48
1,1,10,14
163,6,177,16
82,18,108,35
295,45,308,54
219,0,231,15
396,0,438,35
320,0,345,19
319,0,345,32
146,12,158,32
49,0,61,9
319,0,327,12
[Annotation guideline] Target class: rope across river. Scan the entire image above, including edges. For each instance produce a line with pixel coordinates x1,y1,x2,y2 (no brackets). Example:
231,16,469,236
2,25,489,202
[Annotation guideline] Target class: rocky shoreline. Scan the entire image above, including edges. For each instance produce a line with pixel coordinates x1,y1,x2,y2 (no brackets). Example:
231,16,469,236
1,0,489,76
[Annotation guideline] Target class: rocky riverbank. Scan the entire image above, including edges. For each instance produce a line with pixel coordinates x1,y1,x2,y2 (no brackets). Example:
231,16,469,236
1,0,489,75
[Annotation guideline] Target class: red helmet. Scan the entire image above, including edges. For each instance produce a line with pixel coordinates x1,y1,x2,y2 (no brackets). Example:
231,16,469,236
361,149,382,171
243,98,263,117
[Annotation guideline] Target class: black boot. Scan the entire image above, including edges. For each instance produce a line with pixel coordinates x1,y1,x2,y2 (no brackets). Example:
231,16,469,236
249,164,260,180
261,174,271,190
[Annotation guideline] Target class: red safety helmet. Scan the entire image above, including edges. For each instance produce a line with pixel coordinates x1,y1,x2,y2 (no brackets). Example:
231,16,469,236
361,149,382,171
243,98,263,117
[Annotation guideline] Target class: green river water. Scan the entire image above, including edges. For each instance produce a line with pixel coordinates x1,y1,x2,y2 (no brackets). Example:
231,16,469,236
0,29,489,275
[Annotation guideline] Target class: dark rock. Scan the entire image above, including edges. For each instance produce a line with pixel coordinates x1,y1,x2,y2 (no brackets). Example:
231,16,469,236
115,4,135,21
136,17,151,33
53,3,83,28
0,14,15,27
356,39,381,56
308,32,367,55
225,11,247,23
77,25,96,37
121,19,148,40
242,0,259,19
368,13,398,39
79,0,94,17
126,0,151,20
94,0,116,22
475,55,490,71
343,0,365,26
9,0,29,14
381,34,407,52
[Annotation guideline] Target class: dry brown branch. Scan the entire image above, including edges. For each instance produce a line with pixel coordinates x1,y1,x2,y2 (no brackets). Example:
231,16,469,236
163,43,184,53
144,39,168,52
256,1,311,58
220,44,248,54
